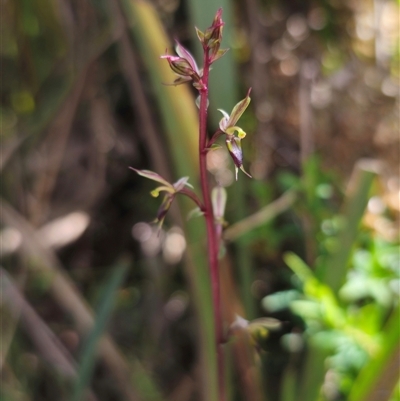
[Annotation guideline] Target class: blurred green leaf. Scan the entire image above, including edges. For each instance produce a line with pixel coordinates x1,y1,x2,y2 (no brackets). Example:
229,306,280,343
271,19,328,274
321,160,381,293
348,306,400,401
71,263,128,401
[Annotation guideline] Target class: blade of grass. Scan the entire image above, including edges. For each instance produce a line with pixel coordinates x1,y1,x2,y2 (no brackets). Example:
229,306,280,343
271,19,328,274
71,263,128,401
348,305,400,401
294,344,331,401
321,159,383,293
281,366,296,401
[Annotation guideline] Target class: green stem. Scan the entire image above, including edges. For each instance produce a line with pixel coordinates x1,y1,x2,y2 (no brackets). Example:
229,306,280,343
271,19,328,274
199,50,225,401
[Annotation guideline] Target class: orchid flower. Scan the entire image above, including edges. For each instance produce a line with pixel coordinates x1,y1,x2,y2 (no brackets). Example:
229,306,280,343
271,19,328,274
129,168,202,229
218,88,252,180
161,41,204,89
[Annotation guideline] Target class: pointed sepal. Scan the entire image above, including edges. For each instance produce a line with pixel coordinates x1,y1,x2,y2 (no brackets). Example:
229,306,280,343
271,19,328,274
129,168,172,188
211,48,229,63
221,88,252,132
195,27,205,44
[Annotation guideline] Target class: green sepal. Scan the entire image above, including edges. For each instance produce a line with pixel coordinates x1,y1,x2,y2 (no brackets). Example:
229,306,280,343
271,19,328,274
195,27,205,43
211,48,229,63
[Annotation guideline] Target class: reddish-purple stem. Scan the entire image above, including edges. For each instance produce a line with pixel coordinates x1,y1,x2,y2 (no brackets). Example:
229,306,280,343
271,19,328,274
178,188,205,211
207,129,224,148
198,50,225,401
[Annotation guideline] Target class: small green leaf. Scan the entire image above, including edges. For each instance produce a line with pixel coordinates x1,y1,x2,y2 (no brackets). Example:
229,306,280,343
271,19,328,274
71,264,128,401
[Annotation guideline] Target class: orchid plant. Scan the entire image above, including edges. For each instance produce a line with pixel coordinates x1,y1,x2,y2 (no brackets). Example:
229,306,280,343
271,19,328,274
131,9,251,400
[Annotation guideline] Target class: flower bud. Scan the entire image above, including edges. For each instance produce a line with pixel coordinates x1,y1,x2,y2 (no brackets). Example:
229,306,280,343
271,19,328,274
161,44,203,87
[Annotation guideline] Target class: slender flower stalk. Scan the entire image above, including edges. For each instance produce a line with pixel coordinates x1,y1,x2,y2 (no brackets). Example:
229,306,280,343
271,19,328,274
197,48,226,401
132,9,251,401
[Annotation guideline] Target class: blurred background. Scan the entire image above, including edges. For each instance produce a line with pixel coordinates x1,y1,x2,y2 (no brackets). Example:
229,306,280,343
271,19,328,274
1,0,399,400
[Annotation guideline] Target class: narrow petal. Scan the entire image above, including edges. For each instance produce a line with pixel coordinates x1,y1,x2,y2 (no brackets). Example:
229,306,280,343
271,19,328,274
160,54,180,62
175,41,199,74
240,165,252,178
129,168,173,189
217,109,230,132
173,176,193,191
